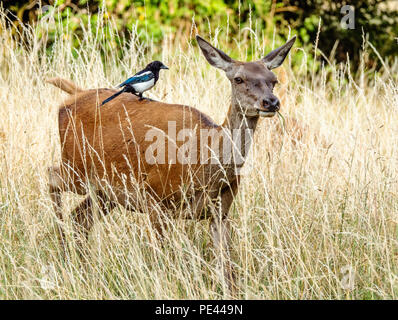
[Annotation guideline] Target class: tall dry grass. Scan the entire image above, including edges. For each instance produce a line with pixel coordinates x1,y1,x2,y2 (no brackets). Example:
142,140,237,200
0,8,397,299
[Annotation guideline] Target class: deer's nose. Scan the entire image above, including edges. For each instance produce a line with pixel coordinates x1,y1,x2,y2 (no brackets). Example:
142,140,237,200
262,97,280,112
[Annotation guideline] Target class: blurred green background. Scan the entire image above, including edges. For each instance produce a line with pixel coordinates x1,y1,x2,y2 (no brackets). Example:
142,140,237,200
2,0,398,73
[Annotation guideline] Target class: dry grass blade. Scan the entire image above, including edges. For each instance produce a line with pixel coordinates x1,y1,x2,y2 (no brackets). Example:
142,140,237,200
0,8,397,299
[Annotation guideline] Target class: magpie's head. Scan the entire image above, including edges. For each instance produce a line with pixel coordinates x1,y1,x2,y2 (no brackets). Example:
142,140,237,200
146,61,169,72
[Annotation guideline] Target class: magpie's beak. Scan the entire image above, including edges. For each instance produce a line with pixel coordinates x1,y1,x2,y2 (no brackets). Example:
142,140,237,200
160,65,169,70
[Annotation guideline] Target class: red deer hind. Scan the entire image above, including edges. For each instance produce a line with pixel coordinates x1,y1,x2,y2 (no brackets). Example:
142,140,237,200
48,35,296,295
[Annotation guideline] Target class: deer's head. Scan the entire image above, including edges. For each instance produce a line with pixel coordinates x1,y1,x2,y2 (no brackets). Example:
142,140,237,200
197,35,296,118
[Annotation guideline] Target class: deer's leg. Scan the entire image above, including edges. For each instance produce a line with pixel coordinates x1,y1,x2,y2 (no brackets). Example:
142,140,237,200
147,197,169,242
210,217,235,296
48,166,67,251
48,165,92,253
71,190,116,255
210,179,239,297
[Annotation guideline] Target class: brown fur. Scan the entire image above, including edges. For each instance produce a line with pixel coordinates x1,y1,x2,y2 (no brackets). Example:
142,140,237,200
56,88,227,203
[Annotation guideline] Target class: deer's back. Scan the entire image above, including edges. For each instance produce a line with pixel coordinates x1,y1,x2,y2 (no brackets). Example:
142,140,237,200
58,89,221,200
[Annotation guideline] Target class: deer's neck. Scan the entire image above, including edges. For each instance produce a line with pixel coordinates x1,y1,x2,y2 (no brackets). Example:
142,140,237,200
221,103,259,132
220,99,259,168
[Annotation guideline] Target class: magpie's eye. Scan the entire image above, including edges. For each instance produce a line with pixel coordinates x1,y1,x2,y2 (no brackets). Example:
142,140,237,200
234,77,243,84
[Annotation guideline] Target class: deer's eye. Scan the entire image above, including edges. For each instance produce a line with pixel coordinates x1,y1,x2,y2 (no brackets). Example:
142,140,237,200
269,80,278,90
234,77,243,84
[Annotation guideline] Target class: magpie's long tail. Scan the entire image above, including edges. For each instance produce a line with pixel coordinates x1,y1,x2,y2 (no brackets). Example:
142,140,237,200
101,88,125,106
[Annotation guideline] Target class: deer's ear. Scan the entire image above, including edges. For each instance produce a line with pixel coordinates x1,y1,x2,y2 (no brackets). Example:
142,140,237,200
196,35,234,72
262,36,296,70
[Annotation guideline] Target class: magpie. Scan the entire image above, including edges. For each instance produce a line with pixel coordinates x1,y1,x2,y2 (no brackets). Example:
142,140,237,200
101,60,169,106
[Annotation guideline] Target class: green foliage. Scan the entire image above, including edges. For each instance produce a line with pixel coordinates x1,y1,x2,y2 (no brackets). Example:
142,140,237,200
2,0,398,72
281,0,398,68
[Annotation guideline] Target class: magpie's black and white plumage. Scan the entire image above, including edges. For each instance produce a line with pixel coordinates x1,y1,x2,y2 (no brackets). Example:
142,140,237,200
101,61,168,106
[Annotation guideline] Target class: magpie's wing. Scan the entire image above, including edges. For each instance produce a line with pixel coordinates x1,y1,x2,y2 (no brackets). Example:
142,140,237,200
117,71,154,87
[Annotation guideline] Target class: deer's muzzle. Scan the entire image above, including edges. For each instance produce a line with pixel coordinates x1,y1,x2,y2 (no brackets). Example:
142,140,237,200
256,96,280,117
